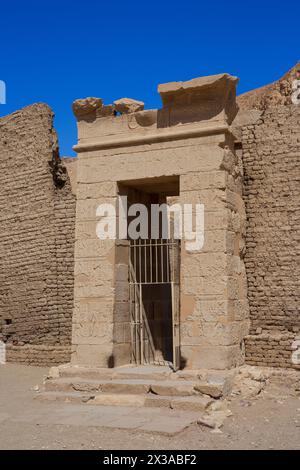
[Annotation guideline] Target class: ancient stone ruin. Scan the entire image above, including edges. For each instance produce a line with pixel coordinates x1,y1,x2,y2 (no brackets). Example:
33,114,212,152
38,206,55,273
0,62,299,375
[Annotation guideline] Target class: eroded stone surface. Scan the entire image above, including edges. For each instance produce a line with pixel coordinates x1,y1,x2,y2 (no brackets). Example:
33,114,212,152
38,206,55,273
150,381,197,397
237,61,300,110
90,393,146,407
113,98,144,114
170,395,213,412
72,97,103,117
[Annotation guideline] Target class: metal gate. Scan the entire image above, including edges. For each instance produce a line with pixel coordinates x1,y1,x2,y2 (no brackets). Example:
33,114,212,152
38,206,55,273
129,238,180,370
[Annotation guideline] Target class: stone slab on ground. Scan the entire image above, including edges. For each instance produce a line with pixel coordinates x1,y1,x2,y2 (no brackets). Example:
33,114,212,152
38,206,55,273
9,402,200,436
35,391,95,404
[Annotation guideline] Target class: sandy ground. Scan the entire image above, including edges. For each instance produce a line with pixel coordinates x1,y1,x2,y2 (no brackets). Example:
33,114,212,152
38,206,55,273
0,364,299,450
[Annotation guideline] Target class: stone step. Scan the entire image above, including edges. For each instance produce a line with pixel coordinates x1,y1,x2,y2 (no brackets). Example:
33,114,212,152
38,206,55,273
36,390,215,412
54,365,173,382
45,377,152,394
44,377,202,396
145,394,213,411
48,365,235,398
56,367,114,380
35,391,95,404
150,380,199,396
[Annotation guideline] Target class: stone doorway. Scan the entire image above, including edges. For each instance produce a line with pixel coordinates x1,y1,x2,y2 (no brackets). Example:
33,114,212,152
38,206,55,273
71,73,249,371
117,176,181,369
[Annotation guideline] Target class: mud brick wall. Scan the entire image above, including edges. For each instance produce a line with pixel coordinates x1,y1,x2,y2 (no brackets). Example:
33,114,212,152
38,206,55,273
242,105,300,368
0,103,76,365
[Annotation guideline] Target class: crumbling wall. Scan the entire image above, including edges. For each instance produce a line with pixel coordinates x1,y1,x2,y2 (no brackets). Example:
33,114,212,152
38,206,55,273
0,103,76,365
241,104,300,368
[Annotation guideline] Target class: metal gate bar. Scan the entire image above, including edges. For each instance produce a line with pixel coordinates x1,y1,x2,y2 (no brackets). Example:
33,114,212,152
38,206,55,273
129,238,180,368
129,239,179,285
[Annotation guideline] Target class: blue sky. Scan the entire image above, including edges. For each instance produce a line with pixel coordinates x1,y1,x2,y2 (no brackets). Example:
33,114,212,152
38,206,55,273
0,1,299,156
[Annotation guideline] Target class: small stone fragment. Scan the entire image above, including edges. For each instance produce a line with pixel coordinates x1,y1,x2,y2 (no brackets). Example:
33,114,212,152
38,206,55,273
113,98,144,114
72,97,103,117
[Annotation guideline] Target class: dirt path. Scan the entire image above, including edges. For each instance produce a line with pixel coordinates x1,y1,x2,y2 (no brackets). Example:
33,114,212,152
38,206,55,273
0,364,299,450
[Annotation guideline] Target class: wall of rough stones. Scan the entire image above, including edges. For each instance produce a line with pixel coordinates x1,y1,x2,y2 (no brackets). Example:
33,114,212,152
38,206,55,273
0,103,76,365
241,104,300,368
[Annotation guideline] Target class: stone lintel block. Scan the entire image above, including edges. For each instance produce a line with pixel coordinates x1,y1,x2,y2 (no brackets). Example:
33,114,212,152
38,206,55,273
158,73,239,124
76,145,225,184
113,98,144,114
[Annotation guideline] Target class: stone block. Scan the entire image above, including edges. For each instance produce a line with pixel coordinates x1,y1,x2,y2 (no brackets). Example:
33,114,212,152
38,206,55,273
90,393,146,407
101,380,150,394
150,381,197,396
170,395,213,411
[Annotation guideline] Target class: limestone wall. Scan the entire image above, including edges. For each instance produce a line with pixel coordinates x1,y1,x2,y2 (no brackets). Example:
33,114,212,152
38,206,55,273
0,104,76,365
241,104,300,368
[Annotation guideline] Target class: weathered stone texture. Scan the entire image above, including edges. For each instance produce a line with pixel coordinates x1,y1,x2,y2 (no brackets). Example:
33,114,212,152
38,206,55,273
238,61,300,111
71,73,249,370
241,104,300,368
0,103,76,365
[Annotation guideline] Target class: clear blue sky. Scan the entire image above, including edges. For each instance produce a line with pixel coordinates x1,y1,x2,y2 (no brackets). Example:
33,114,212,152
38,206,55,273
0,1,299,156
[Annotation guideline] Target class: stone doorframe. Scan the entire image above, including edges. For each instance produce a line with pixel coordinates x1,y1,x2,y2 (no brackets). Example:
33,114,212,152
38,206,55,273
71,73,250,371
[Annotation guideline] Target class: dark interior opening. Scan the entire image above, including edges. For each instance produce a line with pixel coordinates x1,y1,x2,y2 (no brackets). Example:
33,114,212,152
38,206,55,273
118,175,180,367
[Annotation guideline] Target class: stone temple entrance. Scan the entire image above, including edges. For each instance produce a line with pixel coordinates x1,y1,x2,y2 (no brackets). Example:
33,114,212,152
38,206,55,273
70,73,250,372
